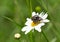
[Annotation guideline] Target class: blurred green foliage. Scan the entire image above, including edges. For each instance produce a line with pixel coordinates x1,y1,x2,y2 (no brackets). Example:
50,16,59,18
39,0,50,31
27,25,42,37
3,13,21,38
0,0,60,42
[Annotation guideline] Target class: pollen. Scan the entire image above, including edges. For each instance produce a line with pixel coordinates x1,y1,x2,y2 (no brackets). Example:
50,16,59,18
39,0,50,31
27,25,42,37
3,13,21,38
31,21,40,27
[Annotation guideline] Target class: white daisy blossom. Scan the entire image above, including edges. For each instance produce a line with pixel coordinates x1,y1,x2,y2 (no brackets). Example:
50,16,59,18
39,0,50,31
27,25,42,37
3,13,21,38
22,12,50,34
14,33,21,39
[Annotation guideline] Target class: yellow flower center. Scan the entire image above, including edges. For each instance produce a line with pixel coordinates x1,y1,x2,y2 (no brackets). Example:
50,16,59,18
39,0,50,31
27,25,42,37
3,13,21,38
31,21,40,27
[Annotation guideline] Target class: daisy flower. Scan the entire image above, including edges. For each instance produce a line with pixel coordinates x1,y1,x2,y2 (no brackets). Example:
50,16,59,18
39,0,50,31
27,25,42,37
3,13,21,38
14,33,21,39
21,12,50,34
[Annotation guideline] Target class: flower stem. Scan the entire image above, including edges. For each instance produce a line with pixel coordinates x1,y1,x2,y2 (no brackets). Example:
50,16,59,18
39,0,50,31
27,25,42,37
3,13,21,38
42,31,49,42
29,32,34,42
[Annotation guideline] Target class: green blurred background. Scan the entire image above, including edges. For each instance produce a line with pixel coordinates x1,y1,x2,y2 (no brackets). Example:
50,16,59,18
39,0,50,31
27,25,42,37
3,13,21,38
0,0,60,42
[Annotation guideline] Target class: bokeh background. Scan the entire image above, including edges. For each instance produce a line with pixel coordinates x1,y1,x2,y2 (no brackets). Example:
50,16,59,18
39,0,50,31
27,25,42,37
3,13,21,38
0,0,60,42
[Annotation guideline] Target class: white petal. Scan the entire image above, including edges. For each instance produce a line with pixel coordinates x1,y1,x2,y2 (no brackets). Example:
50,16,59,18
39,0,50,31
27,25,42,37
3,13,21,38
39,23,45,27
35,26,41,32
41,13,48,19
32,12,36,16
25,18,32,26
25,27,33,34
37,13,39,15
35,23,45,32
37,23,45,27
40,19,50,23
39,12,44,17
27,18,31,21
21,26,28,32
